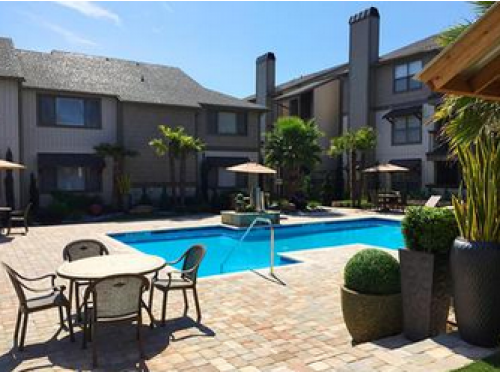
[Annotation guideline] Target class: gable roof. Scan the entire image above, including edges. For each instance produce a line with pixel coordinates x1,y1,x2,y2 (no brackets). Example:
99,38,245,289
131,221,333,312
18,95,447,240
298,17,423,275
0,38,23,79
9,45,262,110
246,35,440,101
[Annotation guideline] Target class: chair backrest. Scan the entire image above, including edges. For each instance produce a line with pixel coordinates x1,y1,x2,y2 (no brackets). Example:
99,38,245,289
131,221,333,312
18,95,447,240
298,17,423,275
63,239,109,262
425,195,442,208
23,203,33,219
89,274,149,320
2,262,27,305
181,245,206,283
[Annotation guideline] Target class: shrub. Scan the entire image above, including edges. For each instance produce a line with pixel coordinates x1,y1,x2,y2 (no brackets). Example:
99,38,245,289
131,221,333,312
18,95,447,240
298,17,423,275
401,206,459,254
344,248,401,295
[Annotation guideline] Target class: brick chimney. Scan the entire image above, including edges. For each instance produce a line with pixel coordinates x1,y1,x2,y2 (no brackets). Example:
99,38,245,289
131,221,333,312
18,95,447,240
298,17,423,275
255,52,276,133
348,7,380,130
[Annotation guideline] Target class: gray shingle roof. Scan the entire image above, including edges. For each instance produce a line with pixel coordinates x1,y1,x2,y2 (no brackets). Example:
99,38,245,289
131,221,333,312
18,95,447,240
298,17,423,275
246,35,440,101
0,37,23,79
15,49,263,110
379,35,440,62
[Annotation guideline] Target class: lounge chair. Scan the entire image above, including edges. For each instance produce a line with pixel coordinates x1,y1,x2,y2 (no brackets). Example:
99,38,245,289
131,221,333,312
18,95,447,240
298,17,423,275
62,240,109,321
2,262,74,351
149,244,206,325
6,203,32,236
425,195,442,207
82,274,149,368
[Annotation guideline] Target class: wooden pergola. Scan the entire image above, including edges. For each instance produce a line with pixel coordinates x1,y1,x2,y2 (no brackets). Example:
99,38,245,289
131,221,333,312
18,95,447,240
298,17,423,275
417,3,500,101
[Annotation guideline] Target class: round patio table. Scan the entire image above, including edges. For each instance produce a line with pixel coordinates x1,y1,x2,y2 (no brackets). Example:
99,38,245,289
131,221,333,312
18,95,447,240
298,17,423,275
57,253,166,281
57,253,167,327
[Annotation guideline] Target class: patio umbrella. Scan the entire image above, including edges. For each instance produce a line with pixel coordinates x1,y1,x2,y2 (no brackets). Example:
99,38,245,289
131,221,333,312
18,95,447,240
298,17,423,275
226,162,276,211
0,159,25,208
226,162,276,175
362,163,409,173
362,163,410,197
0,159,25,170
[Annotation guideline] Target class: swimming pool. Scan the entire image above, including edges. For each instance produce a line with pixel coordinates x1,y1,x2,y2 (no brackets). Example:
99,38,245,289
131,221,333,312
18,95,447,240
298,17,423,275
109,218,403,277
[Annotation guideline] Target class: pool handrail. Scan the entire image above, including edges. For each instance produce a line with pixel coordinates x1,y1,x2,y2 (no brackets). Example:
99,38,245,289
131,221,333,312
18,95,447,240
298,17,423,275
220,217,275,276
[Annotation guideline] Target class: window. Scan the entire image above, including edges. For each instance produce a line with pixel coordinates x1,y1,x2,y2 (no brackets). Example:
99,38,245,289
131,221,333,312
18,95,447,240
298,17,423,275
38,95,101,128
38,153,103,193
392,115,422,145
390,159,422,192
435,161,460,187
217,112,238,134
207,110,247,135
394,60,422,92
289,98,299,116
217,167,237,188
57,166,85,191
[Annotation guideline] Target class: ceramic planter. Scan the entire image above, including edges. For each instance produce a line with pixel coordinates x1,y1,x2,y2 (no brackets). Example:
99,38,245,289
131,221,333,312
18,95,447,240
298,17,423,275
451,238,500,347
399,249,451,341
341,286,402,343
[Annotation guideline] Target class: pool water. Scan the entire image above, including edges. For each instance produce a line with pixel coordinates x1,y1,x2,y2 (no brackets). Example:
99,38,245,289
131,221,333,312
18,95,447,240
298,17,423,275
109,218,403,277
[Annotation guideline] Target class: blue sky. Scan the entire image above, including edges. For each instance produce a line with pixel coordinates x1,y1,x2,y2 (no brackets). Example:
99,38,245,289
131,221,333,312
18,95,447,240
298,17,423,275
0,1,473,98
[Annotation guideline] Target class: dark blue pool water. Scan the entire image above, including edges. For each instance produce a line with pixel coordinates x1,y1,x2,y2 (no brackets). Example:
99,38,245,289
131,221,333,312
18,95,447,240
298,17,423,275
109,218,403,277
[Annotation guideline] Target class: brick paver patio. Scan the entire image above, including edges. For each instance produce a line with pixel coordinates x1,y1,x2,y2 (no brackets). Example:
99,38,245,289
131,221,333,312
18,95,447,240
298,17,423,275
0,211,494,371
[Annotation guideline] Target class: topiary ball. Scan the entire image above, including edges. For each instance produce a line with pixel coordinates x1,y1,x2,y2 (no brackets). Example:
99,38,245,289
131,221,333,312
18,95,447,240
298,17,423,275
344,248,401,295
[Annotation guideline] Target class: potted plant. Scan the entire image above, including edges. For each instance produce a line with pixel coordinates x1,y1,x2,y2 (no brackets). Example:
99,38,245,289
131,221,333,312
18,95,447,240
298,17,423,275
450,134,500,347
400,206,458,341
341,248,402,343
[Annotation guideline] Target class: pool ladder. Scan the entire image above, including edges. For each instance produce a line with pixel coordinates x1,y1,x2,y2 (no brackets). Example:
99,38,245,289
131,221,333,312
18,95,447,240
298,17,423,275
220,218,275,276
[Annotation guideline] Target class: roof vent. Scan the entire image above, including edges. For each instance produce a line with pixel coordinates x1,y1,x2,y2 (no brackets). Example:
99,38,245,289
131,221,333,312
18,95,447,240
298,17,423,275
141,75,145,82
105,57,110,62
136,62,140,66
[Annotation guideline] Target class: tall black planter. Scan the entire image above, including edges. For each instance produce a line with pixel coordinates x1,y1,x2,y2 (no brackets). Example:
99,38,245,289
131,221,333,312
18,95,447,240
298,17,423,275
399,249,451,341
451,238,500,347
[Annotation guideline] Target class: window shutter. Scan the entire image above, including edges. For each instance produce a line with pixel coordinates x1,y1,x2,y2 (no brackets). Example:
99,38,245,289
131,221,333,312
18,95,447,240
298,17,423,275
85,99,101,128
38,95,55,126
237,112,248,135
207,110,218,134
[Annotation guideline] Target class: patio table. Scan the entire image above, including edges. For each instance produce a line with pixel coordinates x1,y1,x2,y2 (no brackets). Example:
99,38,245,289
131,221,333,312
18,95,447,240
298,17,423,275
377,193,399,211
57,253,168,326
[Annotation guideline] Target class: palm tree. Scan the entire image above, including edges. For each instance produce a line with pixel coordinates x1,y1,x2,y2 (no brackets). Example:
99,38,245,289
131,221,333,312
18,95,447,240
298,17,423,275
434,1,499,150
328,127,376,207
149,126,204,209
94,143,137,210
264,116,323,198
179,134,205,208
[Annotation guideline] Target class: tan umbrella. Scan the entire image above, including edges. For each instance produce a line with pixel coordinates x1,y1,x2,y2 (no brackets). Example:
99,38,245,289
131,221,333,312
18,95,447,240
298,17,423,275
226,162,276,175
0,159,25,170
362,163,409,173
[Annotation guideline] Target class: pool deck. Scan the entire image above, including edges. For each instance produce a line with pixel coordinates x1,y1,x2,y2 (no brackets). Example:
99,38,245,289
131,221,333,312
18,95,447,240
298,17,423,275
0,209,494,371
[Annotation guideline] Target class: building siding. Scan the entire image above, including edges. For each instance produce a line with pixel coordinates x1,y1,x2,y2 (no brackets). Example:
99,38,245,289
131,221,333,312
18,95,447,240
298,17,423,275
122,102,198,186
21,90,117,205
0,78,20,207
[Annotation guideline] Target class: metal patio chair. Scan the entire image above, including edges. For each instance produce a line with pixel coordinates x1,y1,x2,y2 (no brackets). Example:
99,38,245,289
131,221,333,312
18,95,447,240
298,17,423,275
82,274,149,368
6,203,32,236
149,244,206,325
2,262,74,351
62,240,109,321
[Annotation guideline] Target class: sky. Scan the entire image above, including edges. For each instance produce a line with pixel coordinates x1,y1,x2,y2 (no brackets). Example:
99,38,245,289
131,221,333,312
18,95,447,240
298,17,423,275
0,1,474,98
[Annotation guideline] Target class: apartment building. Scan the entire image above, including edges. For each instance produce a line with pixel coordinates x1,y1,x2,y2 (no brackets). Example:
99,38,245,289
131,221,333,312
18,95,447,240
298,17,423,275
0,37,264,208
249,7,458,194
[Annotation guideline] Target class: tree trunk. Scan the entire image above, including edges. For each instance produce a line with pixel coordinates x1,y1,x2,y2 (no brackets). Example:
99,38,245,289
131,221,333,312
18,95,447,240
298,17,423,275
169,151,177,207
350,150,357,207
357,152,366,207
179,153,186,210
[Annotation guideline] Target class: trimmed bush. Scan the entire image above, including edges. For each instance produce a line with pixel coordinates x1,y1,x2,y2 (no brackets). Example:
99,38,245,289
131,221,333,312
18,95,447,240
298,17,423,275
344,248,401,295
401,206,459,254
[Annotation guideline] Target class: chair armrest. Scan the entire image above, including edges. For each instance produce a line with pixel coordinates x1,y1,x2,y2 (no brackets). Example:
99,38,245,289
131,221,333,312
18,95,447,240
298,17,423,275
19,280,63,294
17,273,56,287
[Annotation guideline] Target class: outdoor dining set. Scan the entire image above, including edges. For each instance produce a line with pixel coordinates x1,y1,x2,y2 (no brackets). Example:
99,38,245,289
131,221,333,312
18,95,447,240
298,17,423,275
2,240,206,368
